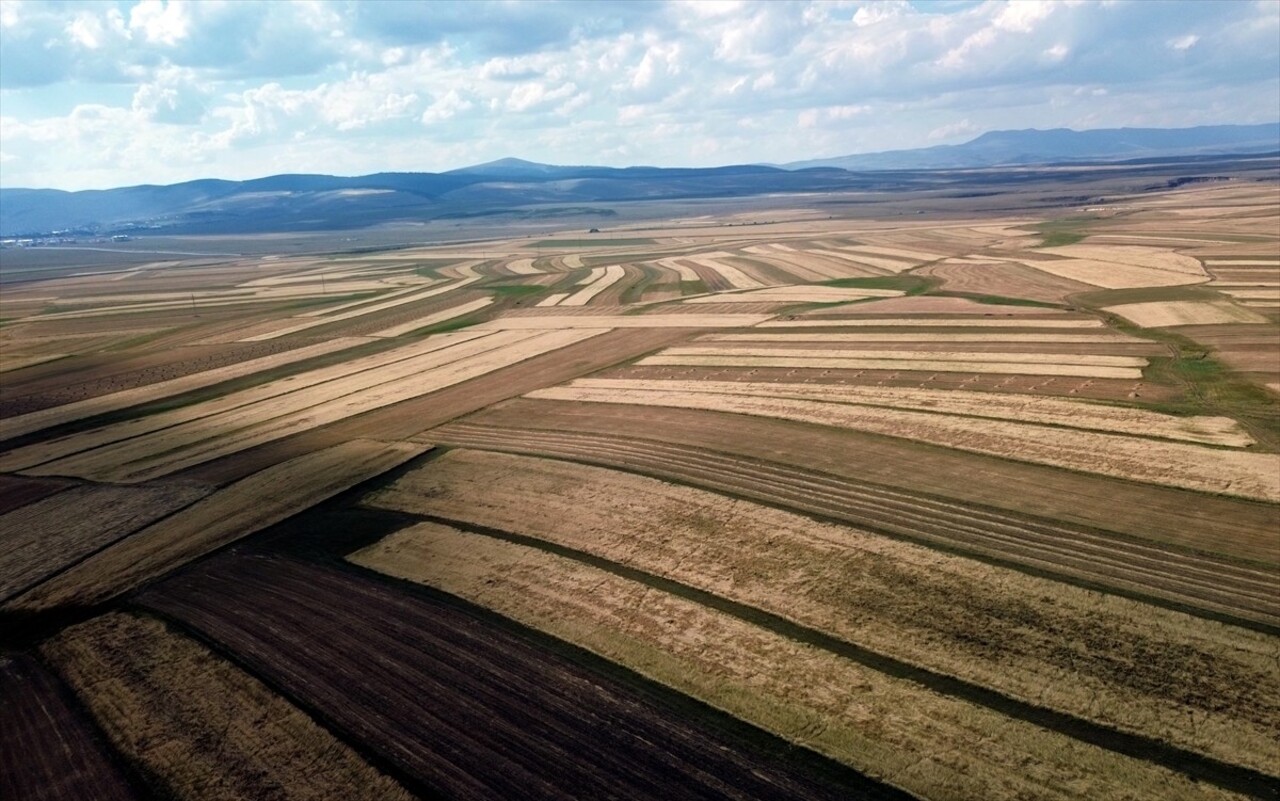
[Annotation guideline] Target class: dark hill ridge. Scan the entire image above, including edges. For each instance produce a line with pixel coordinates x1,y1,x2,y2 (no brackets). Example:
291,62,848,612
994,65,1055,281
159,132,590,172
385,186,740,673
1,123,1276,237
784,122,1280,171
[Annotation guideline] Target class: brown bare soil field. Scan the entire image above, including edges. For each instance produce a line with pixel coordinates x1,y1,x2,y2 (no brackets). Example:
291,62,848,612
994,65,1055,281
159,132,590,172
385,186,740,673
353,522,1242,801
0,353,70,374
0,482,210,601
370,449,1280,774
0,474,74,514
43,613,413,801
0,337,369,440
683,286,902,304
458,398,1279,564
528,384,1277,499
370,297,495,337
917,260,1095,302
139,555,894,801
8,439,425,612
0,653,137,801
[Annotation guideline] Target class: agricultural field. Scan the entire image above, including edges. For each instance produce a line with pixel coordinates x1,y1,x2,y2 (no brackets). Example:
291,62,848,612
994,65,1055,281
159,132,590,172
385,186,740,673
1,177,1277,800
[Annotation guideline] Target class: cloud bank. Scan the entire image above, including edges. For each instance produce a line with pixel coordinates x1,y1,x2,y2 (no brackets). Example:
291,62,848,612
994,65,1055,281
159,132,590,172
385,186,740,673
1,0,1276,189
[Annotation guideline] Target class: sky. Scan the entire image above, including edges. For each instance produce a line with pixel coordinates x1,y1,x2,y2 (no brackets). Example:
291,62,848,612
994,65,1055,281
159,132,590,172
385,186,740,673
0,0,1277,190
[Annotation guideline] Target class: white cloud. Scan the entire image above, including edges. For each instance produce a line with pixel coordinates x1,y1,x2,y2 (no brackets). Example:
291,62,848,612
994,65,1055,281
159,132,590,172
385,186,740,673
928,118,978,141
1169,34,1200,51
128,0,191,46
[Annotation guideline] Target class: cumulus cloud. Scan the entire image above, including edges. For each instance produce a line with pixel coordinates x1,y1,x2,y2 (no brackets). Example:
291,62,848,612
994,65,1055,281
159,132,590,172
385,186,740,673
0,0,1276,189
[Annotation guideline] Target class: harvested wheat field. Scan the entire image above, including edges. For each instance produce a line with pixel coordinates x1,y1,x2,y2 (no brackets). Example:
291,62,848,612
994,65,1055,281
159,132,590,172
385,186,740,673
527,383,1280,499
1103,300,1270,327
352,521,1246,801
366,449,1280,779
42,613,413,801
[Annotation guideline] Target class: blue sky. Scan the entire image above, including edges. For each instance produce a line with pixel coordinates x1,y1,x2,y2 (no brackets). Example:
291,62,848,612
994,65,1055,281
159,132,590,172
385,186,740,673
0,0,1276,190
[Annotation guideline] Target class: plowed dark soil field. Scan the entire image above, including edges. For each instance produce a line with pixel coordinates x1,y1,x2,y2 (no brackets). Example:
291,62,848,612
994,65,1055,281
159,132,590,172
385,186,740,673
140,554,909,801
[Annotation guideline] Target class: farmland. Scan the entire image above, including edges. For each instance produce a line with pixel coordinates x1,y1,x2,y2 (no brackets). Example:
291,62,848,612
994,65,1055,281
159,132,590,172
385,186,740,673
1,174,1277,800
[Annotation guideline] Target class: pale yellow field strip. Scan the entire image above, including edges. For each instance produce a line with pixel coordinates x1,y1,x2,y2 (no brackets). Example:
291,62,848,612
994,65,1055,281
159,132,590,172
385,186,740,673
660,346,1148,368
437,260,487,279
372,449,1280,775
1210,281,1280,287
0,353,69,373
1204,260,1280,266
574,267,605,285
526,387,1280,500
563,254,585,269
31,291,355,320
639,354,1143,378
1014,258,1208,289
0,331,491,471
817,251,917,272
1219,288,1280,300
524,383,1274,496
838,245,945,262
241,277,484,340
294,284,429,317
12,440,427,610
560,265,626,306
1040,246,1207,276
736,251,844,281
563,378,1253,446
0,337,372,442
506,257,540,275
1104,301,1270,327
368,298,495,337
655,257,702,281
352,523,1233,801
686,253,766,289
702,332,1133,343
38,329,608,483
476,314,774,330
683,286,902,304
759,317,1106,328
55,281,402,306
534,292,570,307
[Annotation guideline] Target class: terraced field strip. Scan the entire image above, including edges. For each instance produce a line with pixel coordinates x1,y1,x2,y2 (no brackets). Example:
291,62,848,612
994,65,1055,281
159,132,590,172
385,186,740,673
368,449,1280,785
702,332,1134,343
686,254,766,289
43,613,413,801
9,439,427,611
683,286,902,304
429,423,1280,628
559,378,1253,445
0,353,69,373
637,352,1146,378
534,293,570,307
369,297,495,337
527,385,1280,501
559,265,626,306
506,258,541,275
0,337,370,441
353,522,1241,801
241,277,484,340
294,284,431,317
759,317,1106,328
1041,246,1207,276
0,330,490,472
140,556,890,801
476,314,774,329
1013,258,1208,289
0,483,210,601
0,653,137,801
31,330,602,483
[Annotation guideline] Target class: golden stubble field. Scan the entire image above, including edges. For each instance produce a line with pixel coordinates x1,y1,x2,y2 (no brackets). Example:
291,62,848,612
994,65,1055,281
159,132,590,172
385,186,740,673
2,178,1278,801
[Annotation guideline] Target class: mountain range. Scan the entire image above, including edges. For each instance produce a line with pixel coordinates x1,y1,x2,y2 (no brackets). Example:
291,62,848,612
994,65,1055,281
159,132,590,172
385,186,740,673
1,123,1275,238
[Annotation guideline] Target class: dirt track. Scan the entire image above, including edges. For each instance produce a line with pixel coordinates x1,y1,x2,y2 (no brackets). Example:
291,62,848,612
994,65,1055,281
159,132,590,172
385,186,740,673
140,555,906,801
